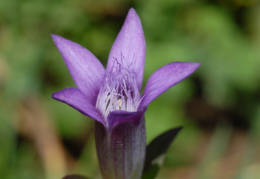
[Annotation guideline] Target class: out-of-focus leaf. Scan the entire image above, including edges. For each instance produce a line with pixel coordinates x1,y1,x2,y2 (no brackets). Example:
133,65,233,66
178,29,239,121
142,127,182,179
62,174,90,179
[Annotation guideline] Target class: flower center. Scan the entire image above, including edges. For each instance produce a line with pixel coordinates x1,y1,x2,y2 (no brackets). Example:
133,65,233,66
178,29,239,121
96,58,140,124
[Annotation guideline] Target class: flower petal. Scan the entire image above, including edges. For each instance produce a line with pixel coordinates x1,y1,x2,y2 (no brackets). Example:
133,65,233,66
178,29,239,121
95,109,146,179
140,62,201,107
52,87,104,124
106,8,145,90
107,107,147,131
51,34,105,105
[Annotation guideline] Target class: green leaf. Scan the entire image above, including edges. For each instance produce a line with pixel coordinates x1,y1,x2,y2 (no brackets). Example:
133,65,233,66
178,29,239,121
142,127,182,179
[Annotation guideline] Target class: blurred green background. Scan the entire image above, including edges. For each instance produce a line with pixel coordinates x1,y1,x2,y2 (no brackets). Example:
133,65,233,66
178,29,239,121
1,0,260,178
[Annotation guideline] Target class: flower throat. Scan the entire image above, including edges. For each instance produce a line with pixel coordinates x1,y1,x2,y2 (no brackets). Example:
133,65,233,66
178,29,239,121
96,58,140,123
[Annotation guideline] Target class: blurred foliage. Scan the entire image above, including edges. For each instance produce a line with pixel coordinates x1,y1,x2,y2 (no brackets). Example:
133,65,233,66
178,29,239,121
1,0,260,178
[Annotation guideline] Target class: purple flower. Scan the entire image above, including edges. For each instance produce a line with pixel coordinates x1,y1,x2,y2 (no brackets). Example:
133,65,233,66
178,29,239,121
52,8,200,179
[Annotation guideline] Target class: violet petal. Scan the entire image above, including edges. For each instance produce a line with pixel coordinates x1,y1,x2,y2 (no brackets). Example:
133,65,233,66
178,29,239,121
140,62,201,108
107,107,147,132
52,87,104,124
106,8,145,90
51,34,105,105
95,109,146,179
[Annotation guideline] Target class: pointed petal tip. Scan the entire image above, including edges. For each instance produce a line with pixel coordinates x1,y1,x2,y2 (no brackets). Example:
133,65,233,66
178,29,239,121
126,8,141,25
51,91,57,99
50,33,56,38
51,34,67,48
129,7,136,12
128,8,138,16
188,62,201,72
193,62,202,68
51,89,64,100
51,34,61,42
51,34,70,47
51,88,104,125
174,61,201,73
51,34,77,48
140,61,201,107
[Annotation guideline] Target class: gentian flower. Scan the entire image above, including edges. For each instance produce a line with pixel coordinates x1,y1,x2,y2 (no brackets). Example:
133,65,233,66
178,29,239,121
52,8,200,179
